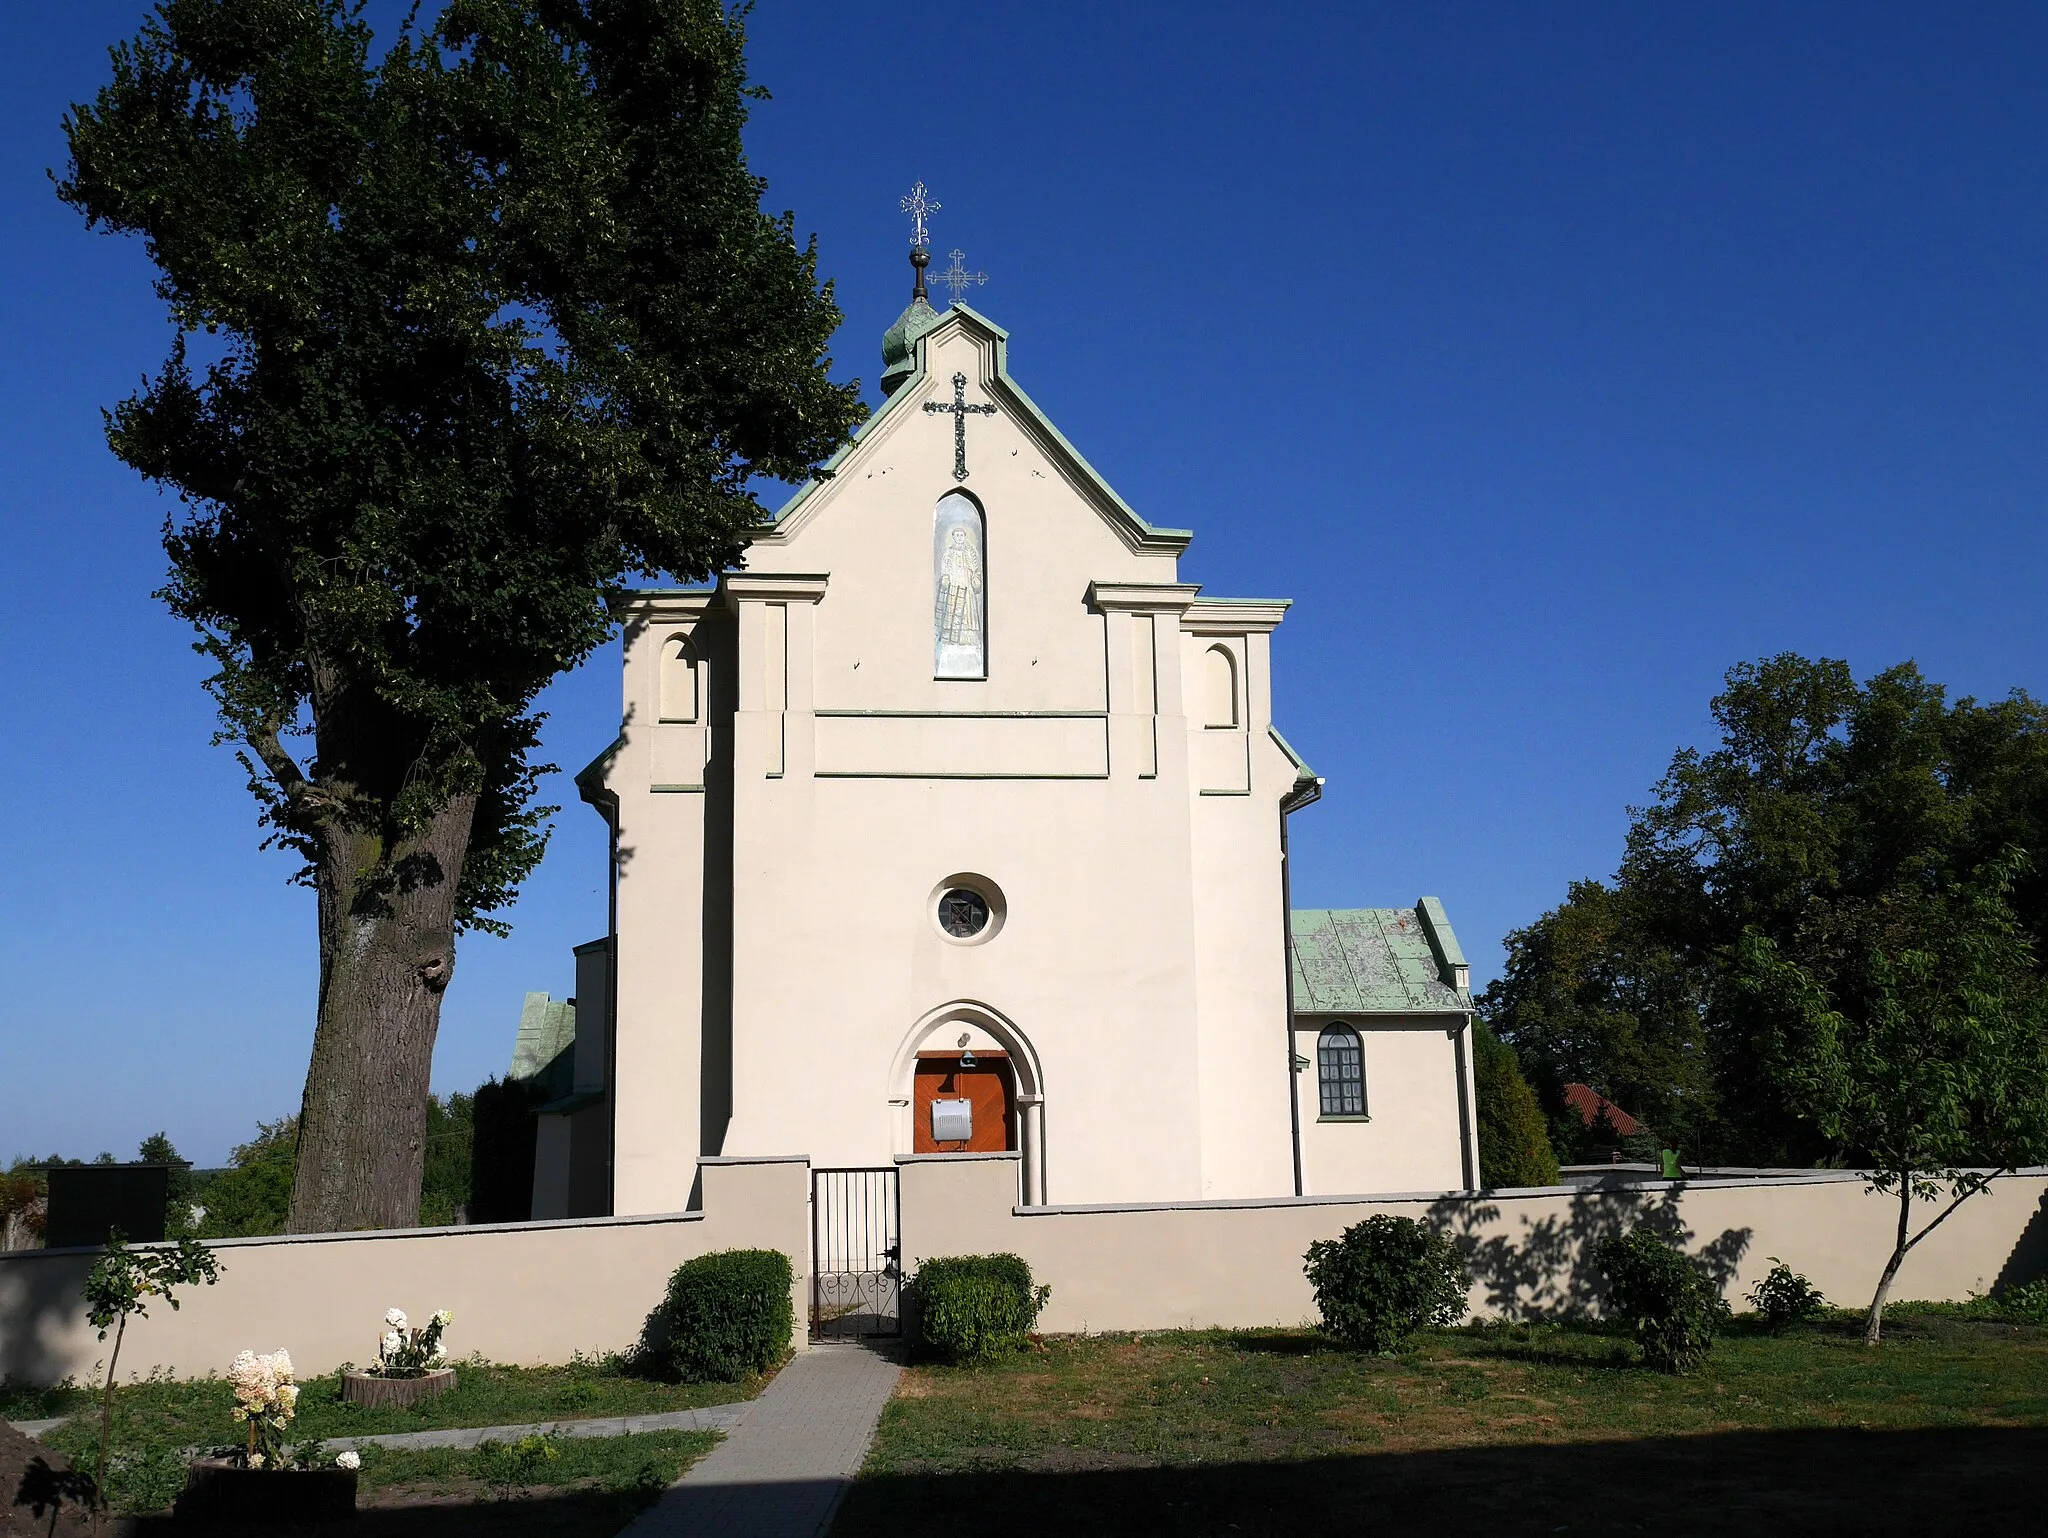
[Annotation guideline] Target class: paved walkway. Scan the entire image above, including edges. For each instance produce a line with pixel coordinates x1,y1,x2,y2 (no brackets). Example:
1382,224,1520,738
618,1341,903,1538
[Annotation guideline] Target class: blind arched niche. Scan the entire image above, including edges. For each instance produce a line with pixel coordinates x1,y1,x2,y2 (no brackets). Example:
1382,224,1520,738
933,491,986,679
658,634,698,722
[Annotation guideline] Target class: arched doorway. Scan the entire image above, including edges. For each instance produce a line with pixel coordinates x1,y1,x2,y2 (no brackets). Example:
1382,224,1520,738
890,1002,1046,1204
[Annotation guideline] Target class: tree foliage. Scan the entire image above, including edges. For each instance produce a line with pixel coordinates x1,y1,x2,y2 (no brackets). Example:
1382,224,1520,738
1472,1023,1560,1188
1482,654,2048,1167
58,0,865,1231
1737,855,2048,1341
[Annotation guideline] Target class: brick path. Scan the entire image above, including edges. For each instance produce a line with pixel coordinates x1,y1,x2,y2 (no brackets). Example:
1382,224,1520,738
617,1342,903,1538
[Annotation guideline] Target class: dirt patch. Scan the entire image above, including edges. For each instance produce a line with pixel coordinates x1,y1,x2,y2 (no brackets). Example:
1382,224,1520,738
2,1421,98,1538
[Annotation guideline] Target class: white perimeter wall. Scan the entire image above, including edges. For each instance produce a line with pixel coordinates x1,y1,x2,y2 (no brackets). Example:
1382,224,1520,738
0,1159,809,1389
898,1155,2048,1335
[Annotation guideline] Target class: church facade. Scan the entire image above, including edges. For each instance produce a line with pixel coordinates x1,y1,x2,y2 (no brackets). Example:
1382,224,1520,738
538,290,1481,1217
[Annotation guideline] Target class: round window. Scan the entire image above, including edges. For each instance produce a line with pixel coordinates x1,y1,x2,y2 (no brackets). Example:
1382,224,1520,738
937,888,991,939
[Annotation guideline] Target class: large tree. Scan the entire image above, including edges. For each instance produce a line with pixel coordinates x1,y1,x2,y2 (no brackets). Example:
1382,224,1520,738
1738,857,2048,1342
59,0,865,1231
1483,654,2048,1166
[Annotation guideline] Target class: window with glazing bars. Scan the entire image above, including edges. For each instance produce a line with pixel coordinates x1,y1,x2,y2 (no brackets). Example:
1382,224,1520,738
1317,1026,1365,1117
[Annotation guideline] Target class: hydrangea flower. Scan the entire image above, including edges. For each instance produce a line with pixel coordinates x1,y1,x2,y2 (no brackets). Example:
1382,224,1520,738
385,1308,409,1330
335,1450,361,1471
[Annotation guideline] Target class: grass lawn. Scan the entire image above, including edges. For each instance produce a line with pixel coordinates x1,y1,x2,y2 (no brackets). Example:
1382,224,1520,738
835,1314,2048,1536
119,1427,721,1536
12,1350,769,1455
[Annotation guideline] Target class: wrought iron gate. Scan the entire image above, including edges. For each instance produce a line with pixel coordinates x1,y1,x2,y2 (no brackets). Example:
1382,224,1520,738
811,1167,902,1339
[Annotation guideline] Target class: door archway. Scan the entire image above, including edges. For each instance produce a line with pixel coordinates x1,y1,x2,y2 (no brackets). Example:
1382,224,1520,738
889,1001,1046,1204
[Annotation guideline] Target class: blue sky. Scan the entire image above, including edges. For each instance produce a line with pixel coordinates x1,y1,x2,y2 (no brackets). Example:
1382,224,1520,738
3,3,2043,1165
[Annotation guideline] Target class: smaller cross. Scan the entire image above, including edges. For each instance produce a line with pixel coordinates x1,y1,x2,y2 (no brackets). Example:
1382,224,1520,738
924,371,998,482
933,249,987,305
900,181,938,250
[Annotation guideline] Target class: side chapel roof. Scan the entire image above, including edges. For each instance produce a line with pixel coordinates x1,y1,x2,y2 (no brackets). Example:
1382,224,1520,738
1290,903,1471,1015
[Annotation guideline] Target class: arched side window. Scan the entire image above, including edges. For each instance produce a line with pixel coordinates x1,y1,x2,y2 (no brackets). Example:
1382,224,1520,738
1317,1025,1366,1118
1204,644,1239,728
934,491,987,679
659,634,698,722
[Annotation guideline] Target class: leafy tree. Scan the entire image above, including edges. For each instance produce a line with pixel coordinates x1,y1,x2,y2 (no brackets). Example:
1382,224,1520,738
83,1233,221,1502
136,1131,196,1237
1486,654,2048,1167
419,1091,474,1225
1478,881,1715,1161
197,1118,298,1239
59,0,864,1231
1471,1023,1560,1188
1738,855,2048,1343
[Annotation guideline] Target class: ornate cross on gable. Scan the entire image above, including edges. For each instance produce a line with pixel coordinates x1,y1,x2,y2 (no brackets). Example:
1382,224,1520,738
933,249,987,305
924,371,998,482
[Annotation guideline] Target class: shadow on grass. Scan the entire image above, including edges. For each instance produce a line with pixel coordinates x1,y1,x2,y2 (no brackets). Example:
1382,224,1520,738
125,1484,662,1537
834,1426,2048,1537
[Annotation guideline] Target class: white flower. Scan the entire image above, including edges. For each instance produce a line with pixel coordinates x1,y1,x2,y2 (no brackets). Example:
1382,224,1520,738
334,1451,360,1471
248,1453,265,1470
275,1383,298,1417
385,1308,409,1330
428,1344,446,1365
381,1331,403,1357
270,1349,293,1383
431,1309,453,1328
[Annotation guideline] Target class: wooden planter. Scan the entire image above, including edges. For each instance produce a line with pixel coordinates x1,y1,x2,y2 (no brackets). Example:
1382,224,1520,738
177,1459,357,1523
340,1365,457,1409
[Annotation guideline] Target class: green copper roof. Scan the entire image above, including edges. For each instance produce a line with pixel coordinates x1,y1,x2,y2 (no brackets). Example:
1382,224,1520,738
511,991,576,1097
1290,905,1471,1015
879,294,941,396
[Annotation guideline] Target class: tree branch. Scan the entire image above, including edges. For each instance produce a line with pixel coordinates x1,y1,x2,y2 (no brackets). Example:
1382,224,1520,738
1901,1168,2006,1257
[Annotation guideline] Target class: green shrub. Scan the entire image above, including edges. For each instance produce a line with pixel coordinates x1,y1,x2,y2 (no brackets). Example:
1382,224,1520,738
650,1249,793,1381
1593,1226,1730,1372
1304,1215,1470,1352
912,1254,1050,1362
1996,1277,2048,1324
1746,1257,1826,1331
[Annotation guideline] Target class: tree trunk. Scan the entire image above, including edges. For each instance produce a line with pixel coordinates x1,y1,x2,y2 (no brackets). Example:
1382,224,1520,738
1863,1177,1913,1345
288,792,477,1233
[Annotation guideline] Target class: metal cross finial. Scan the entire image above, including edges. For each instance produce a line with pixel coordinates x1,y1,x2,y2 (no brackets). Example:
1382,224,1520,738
923,371,998,482
900,181,938,250
933,249,987,305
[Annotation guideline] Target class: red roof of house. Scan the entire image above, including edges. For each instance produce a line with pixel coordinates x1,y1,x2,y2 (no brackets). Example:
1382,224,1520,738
1563,1082,1645,1138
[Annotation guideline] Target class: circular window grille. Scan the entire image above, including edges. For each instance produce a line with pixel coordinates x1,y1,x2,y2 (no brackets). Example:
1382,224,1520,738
937,888,991,939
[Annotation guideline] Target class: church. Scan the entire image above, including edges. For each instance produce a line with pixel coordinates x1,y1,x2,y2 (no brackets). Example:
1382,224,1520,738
527,244,1482,1219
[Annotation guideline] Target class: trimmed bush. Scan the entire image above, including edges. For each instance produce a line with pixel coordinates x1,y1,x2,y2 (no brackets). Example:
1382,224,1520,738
1594,1226,1730,1372
1304,1215,1469,1352
650,1249,794,1381
912,1253,1049,1362
1746,1258,1826,1331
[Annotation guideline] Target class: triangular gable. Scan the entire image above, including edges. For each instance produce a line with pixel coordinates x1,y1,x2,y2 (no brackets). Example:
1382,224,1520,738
753,305,1193,557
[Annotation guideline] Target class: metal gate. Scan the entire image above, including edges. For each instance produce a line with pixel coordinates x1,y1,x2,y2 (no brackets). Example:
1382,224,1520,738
811,1167,902,1339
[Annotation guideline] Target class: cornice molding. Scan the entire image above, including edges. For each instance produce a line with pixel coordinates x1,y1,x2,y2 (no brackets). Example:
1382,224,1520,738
1184,597,1292,634
720,572,830,606
1086,580,1202,614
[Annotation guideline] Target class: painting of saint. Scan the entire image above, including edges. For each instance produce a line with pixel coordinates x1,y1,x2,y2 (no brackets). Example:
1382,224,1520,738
933,492,985,678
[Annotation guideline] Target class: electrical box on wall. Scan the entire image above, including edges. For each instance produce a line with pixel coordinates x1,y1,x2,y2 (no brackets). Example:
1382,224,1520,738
930,1099,973,1142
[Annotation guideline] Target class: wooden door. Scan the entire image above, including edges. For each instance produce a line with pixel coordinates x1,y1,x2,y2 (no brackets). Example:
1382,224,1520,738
913,1052,1015,1154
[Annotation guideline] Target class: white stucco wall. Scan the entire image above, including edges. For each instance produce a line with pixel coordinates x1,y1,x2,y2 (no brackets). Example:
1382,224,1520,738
0,1159,811,1388
898,1155,2048,1336
594,310,1312,1211
1294,1017,1476,1196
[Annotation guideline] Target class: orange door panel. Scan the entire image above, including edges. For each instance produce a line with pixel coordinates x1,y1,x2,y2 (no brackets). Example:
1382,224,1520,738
913,1052,1015,1154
